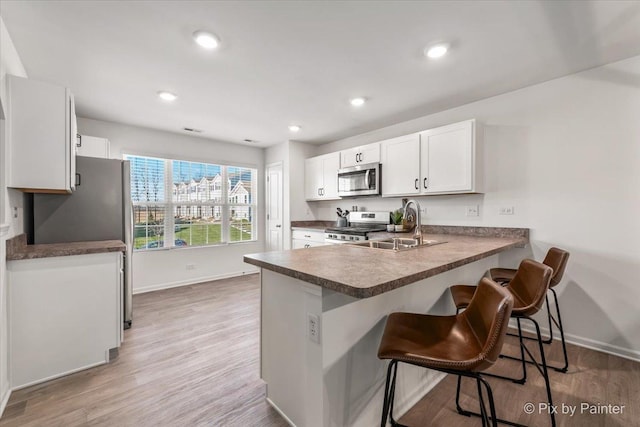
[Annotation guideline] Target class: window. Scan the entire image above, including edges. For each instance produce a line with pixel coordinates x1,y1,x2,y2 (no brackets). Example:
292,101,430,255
126,155,257,250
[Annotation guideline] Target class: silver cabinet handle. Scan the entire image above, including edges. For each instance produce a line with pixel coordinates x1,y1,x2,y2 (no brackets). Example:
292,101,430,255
276,225,282,228
414,178,418,190
304,234,311,238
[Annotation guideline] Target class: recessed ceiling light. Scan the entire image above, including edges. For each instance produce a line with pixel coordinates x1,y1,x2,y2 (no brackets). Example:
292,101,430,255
157,91,177,101
288,125,301,132
350,97,366,107
193,30,220,49
425,43,449,59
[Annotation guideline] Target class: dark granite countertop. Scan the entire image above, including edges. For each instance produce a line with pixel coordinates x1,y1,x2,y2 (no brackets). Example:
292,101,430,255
6,234,126,261
245,226,528,299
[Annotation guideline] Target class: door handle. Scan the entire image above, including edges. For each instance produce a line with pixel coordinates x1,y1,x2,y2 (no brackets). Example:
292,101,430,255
76,134,82,148
414,178,418,190
365,169,370,189
76,173,81,186
423,178,428,189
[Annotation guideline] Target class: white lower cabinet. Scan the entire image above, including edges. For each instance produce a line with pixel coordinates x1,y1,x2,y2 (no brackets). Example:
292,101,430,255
8,252,123,389
291,229,328,249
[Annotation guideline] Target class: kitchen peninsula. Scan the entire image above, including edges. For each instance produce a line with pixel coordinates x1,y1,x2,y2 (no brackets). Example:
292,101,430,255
244,226,528,427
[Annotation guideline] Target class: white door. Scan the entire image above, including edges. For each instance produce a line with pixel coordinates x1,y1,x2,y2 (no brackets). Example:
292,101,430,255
266,163,284,251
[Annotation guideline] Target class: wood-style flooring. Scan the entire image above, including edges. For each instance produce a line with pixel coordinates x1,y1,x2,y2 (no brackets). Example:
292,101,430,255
1,273,638,426
0,273,288,427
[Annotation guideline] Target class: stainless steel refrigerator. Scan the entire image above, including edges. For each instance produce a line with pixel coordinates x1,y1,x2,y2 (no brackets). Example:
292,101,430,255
33,156,134,329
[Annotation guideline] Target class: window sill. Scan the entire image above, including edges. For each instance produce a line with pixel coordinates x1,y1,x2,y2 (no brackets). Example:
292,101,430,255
134,239,258,253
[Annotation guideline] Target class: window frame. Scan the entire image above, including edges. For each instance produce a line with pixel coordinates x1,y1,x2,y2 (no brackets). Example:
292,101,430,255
125,153,258,251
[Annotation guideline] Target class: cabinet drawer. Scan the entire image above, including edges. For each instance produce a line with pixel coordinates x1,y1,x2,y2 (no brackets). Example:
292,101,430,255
292,229,325,242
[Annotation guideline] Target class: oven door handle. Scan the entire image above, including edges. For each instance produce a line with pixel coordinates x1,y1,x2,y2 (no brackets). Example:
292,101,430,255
364,169,370,189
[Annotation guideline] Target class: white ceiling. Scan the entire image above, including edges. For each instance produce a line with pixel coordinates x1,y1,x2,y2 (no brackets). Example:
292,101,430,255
2,1,640,147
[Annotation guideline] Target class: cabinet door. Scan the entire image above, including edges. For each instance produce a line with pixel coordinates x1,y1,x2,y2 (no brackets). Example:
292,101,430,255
321,152,340,200
420,120,474,194
7,75,71,192
8,252,121,389
339,142,380,168
291,239,308,249
358,142,380,165
340,148,361,168
68,92,77,191
77,135,111,159
381,133,420,197
304,157,323,200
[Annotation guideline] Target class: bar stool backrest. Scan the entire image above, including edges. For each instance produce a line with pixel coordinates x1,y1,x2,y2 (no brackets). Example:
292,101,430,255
507,259,553,317
543,247,570,288
462,278,514,368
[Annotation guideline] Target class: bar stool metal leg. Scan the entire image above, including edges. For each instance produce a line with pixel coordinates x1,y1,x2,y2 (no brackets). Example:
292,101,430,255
380,360,409,427
550,288,569,373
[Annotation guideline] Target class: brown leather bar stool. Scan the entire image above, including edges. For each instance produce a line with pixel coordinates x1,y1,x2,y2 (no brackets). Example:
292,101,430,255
450,259,556,427
378,278,515,427
489,248,570,373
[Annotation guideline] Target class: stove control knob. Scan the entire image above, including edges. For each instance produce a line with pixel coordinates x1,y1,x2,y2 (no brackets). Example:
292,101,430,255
341,235,345,240
349,236,354,240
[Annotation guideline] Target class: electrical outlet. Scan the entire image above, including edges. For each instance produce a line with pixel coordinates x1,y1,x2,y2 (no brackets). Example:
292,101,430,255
499,206,514,215
13,207,18,219
186,263,196,270
465,205,479,217
308,313,320,344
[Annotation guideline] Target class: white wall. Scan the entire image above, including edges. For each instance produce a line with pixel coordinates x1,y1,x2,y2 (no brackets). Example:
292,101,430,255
78,117,264,293
308,55,640,360
0,16,29,415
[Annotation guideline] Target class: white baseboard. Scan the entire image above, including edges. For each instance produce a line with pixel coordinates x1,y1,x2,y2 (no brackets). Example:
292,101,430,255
264,372,446,427
133,269,259,294
12,359,108,392
266,397,297,427
0,387,11,418
510,320,640,363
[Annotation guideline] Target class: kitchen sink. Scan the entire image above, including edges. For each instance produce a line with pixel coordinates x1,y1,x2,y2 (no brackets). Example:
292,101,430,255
349,237,445,251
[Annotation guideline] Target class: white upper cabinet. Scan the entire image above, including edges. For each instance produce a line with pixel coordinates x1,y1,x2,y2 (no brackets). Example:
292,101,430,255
304,152,340,201
420,119,479,194
381,119,480,197
340,142,380,168
380,133,421,197
77,135,111,159
6,75,77,193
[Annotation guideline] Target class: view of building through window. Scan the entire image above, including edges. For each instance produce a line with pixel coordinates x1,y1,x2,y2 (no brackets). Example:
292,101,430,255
126,155,257,250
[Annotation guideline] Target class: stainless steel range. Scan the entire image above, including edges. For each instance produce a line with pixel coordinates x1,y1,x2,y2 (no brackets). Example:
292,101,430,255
324,211,389,244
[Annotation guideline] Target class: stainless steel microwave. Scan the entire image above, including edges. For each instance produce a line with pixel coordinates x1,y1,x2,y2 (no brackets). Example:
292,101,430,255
337,163,381,197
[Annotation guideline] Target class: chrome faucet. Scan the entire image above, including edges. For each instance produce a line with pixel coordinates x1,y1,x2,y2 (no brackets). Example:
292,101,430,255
403,199,423,245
